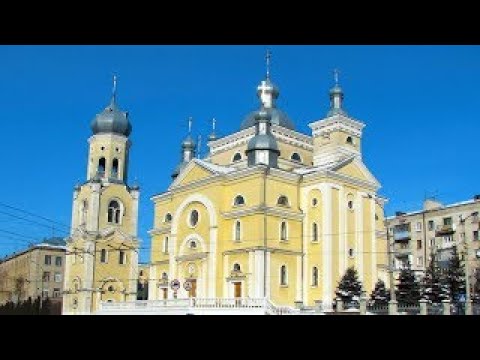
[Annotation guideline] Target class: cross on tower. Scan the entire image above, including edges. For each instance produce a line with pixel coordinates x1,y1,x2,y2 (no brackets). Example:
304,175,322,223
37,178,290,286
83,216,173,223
188,117,193,134
333,68,340,85
266,49,271,79
112,75,118,102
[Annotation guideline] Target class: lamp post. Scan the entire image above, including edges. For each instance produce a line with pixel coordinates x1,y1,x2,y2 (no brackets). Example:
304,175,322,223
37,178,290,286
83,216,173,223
459,212,477,315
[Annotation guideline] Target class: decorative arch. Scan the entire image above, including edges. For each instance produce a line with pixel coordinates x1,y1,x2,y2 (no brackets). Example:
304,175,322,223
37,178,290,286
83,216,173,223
179,234,207,255
171,194,217,232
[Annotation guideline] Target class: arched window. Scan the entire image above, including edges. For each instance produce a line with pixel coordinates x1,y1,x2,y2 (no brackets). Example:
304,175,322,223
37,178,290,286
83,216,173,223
119,251,126,265
100,249,107,263
348,200,354,210
108,285,115,292
312,198,318,207
111,158,119,179
233,153,242,162
291,152,302,162
312,223,318,242
164,213,172,223
280,221,287,241
81,200,88,225
348,248,355,258
277,196,289,207
346,136,353,145
161,272,168,280
139,270,144,276
234,195,245,206
98,157,106,176
280,265,287,286
234,221,241,242
189,240,197,249
312,267,318,286
233,263,241,272
107,200,121,224
189,210,199,227
163,237,169,254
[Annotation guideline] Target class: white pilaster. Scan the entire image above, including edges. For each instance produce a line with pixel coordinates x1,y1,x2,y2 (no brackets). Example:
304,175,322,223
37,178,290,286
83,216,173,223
208,226,218,297
370,197,377,289
254,250,264,298
248,251,254,298
355,192,365,283
338,186,346,276
223,254,229,298
149,265,157,300
321,184,333,310
266,251,271,299
296,255,302,301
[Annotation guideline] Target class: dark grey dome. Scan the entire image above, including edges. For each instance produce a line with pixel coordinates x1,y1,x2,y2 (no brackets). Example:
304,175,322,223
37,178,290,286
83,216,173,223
91,99,132,136
241,108,295,131
182,135,196,149
247,134,279,152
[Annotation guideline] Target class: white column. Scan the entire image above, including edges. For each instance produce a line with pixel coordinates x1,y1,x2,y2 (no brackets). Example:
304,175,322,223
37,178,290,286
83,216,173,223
223,254,229,298
296,255,302,301
266,251,271,299
301,187,309,304
338,186,346,276
84,241,94,313
208,226,218,297
128,249,138,301
169,234,176,298
254,250,265,298
355,192,365,283
149,265,157,300
202,259,208,298
130,191,140,237
321,184,333,310
248,251,255,298
370,197,377,287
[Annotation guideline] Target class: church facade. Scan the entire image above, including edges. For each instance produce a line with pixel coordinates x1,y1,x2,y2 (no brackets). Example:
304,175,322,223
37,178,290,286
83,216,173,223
148,68,389,310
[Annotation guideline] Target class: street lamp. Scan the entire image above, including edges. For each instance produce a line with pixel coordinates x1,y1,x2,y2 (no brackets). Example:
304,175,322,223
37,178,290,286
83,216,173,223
459,211,478,315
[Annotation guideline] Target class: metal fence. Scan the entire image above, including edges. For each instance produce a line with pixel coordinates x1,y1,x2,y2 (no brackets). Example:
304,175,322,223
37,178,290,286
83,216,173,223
367,304,389,315
397,303,420,315
427,303,443,315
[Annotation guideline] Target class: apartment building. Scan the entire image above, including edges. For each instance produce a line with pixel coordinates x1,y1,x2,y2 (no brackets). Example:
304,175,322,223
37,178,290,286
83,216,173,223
386,196,480,284
0,238,66,305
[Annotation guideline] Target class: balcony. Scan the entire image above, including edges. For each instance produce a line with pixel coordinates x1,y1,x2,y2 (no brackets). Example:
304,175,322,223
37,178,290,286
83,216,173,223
393,231,411,242
435,224,456,236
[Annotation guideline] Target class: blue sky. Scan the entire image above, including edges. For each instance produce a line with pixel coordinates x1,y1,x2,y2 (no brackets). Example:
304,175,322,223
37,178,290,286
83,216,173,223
0,45,479,263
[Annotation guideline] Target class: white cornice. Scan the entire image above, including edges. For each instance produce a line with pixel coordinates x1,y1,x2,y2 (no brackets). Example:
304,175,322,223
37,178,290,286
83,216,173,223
309,114,365,138
222,205,304,221
271,125,313,151
148,227,171,236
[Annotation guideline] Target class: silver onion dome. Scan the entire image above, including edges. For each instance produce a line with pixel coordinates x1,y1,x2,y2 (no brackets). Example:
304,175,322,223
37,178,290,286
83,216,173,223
91,98,132,137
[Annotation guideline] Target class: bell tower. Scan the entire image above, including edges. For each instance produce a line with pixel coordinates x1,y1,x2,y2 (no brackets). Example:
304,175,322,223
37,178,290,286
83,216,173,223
63,77,140,315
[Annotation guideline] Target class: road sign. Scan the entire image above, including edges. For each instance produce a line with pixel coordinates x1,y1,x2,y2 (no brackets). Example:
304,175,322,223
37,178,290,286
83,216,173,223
184,280,192,291
170,279,180,291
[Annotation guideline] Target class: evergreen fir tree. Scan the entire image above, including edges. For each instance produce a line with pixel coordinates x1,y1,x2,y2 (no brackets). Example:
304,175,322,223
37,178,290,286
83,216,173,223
423,252,448,303
396,262,421,305
446,246,466,302
369,279,390,305
335,266,362,305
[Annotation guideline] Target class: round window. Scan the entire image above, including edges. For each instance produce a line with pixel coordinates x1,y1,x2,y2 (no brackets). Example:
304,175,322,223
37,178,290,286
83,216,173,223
190,210,199,227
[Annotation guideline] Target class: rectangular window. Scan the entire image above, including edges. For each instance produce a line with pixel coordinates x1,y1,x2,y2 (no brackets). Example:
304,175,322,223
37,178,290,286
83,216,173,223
53,288,61,298
429,238,435,247
428,220,435,231
43,271,50,282
443,217,452,226
417,256,424,267
44,255,51,265
417,240,422,250
55,256,62,266
416,222,422,232
54,273,62,283
42,289,49,298
100,249,108,263
119,251,126,265
474,231,479,241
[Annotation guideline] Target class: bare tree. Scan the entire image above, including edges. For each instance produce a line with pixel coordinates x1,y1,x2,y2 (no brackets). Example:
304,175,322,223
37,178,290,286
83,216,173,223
13,276,26,303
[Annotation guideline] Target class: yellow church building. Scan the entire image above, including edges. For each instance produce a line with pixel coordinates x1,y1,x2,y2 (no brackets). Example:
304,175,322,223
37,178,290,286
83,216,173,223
62,57,389,314
148,65,389,311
